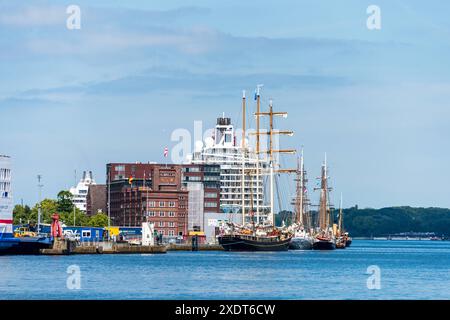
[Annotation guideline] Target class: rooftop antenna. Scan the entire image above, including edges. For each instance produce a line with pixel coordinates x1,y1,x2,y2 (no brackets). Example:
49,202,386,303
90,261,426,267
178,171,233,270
73,170,77,226
37,175,43,234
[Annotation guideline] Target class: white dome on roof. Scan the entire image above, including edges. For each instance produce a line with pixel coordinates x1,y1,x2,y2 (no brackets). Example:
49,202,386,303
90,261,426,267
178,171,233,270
205,137,214,148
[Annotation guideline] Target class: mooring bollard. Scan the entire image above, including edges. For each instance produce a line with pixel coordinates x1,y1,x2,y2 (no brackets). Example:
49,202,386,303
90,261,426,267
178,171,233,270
192,236,199,252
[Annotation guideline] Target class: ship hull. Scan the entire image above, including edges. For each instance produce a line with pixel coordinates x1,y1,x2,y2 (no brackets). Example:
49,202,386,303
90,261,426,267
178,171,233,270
313,239,336,251
219,235,291,252
0,237,53,255
289,237,313,250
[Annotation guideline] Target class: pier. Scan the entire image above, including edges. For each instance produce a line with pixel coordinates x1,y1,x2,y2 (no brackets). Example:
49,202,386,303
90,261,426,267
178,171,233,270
39,239,167,255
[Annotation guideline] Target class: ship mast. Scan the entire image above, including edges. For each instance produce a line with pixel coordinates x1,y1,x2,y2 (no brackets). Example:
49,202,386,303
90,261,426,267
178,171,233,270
241,90,246,225
255,85,263,225
338,193,343,236
316,154,332,231
293,150,304,226
254,98,296,225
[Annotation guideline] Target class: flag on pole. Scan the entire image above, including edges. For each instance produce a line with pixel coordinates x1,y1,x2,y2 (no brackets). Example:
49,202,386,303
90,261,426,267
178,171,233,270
128,176,134,185
164,147,169,158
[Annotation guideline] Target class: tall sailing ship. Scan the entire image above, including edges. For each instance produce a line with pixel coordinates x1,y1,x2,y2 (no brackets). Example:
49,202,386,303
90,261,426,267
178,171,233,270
288,151,313,250
335,194,352,248
312,156,336,250
218,87,295,251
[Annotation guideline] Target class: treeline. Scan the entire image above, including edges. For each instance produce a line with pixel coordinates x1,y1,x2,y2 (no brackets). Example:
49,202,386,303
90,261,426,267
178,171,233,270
276,206,450,237
13,190,109,228
343,206,450,237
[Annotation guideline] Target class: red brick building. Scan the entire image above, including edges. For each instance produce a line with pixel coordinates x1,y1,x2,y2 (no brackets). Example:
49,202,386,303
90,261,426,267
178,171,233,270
106,162,221,238
107,163,188,237
86,184,107,216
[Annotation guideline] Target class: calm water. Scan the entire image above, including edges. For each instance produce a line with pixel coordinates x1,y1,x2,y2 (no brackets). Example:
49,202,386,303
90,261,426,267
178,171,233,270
1,240,449,300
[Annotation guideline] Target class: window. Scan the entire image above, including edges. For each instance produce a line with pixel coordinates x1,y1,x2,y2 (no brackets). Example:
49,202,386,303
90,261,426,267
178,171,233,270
205,202,217,208
82,230,91,238
147,211,155,217
168,230,175,237
168,222,175,227
159,222,164,227
205,192,218,198
159,201,165,207
115,165,125,172
168,212,175,217
148,201,156,207
159,212,165,217
169,201,175,207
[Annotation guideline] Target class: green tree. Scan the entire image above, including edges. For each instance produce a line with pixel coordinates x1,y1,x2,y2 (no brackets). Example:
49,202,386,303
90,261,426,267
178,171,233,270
13,205,32,225
30,199,58,224
59,209,89,227
57,190,74,213
88,213,109,228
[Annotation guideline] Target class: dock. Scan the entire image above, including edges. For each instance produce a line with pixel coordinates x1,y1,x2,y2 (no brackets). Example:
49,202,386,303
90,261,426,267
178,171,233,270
167,243,223,251
40,239,167,255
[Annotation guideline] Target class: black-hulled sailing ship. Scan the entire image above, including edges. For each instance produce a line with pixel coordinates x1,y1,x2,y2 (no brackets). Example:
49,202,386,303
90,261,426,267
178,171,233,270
218,87,294,252
312,156,336,250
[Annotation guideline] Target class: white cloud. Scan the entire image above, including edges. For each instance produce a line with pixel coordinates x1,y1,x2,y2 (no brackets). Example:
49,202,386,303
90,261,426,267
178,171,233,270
0,5,66,27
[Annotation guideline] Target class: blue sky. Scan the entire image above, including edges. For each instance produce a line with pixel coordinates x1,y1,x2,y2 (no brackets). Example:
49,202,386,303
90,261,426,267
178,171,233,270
1,0,449,209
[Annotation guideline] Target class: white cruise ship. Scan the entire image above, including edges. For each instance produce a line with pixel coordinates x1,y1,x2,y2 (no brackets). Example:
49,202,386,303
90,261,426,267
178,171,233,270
69,171,96,212
190,115,270,223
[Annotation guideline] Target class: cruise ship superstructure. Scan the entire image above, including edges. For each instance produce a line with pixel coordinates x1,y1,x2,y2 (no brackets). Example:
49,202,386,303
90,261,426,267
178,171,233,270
190,115,270,223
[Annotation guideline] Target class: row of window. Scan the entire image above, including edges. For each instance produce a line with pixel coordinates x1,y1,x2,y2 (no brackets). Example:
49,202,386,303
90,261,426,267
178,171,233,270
156,229,176,237
146,201,176,208
183,167,221,173
115,165,125,172
0,168,11,180
0,182,11,191
147,211,176,217
205,202,218,208
155,221,176,227
204,192,218,198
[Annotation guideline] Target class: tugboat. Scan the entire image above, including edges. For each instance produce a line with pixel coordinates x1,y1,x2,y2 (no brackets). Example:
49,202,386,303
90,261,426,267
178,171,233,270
312,155,336,251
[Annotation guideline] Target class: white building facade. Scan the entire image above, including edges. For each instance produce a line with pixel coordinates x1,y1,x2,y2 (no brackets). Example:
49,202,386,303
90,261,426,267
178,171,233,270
69,171,96,212
0,155,13,237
